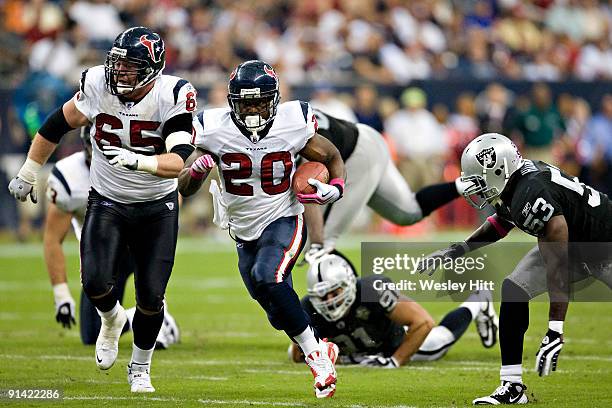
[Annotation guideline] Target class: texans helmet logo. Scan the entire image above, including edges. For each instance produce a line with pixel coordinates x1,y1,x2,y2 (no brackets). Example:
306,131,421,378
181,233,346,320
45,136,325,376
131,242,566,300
139,34,162,63
476,147,497,169
263,65,277,78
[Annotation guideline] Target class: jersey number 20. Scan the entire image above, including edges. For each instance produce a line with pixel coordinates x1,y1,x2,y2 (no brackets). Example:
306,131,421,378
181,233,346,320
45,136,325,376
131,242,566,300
221,152,292,196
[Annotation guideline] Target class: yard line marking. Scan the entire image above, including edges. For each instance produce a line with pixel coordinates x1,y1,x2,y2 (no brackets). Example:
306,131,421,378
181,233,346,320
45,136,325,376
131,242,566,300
65,396,185,402
244,369,306,375
184,375,228,381
198,399,306,407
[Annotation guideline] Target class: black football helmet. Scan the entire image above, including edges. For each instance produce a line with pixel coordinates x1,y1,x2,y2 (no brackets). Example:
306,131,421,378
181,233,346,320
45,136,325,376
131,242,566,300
104,26,165,95
227,60,280,139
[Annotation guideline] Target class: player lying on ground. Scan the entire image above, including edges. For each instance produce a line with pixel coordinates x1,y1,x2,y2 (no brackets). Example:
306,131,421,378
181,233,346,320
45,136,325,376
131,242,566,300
418,133,612,405
179,60,345,398
8,26,195,392
289,254,498,366
44,127,179,348
302,110,470,263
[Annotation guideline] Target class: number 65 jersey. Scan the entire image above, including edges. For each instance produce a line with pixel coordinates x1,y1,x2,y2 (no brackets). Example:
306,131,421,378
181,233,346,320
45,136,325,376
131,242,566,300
74,65,196,203
497,160,612,242
192,101,318,241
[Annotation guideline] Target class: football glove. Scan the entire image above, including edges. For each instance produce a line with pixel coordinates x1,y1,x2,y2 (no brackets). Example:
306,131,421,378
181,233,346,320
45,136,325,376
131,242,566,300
189,154,215,180
8,176,37,203
53,283,76,329
297,179,342,205
102,146,139,170
304,243,333,265
415,243,468,276
359,355,399,368
535,328,563,376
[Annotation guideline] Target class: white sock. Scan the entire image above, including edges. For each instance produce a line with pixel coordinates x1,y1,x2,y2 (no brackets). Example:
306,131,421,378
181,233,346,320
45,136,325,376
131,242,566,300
500,364,523,384
131,343,154,365
293,326,320,357
97,301,120,319
125,307,136,330
460,296,483,321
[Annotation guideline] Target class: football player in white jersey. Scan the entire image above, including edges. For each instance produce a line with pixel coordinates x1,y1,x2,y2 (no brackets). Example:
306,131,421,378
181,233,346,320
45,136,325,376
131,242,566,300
44,127,179,349
179,60,346,398
8,27,196,392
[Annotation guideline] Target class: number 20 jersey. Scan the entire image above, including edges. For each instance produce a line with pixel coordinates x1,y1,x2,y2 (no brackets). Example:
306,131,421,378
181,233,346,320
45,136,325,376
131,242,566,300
497,160,612,241
73,65,196,203
192,101,317,241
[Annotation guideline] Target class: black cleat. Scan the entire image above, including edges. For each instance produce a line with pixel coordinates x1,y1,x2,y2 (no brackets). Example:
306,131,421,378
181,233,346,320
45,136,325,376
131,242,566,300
473,381,528,405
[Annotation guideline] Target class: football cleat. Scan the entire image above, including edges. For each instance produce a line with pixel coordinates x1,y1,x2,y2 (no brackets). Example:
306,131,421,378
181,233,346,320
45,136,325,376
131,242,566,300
95,305,127,370
305,339,337,398
475,291,498,348
473,381,528,405
155,309,180,350
127,362,155,393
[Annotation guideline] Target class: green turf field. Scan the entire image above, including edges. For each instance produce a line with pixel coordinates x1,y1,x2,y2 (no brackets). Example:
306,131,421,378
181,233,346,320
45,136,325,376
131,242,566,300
1,233,611,407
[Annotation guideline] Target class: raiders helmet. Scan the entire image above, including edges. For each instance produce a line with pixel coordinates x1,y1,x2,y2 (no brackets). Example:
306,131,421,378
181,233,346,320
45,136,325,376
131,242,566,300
460,133,523,209
104,26,165,95
307,254,357,322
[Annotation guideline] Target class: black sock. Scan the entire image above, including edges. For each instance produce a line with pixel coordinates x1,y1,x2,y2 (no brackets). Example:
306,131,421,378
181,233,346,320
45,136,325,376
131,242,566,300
500,279,530,366
132,306,164,350
415,182,459,217
438,306,472,339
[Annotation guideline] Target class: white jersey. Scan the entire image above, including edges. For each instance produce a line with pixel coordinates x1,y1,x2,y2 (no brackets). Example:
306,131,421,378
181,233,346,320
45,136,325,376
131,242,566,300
192,100,317,241
73,65,196,203
46,151,90,240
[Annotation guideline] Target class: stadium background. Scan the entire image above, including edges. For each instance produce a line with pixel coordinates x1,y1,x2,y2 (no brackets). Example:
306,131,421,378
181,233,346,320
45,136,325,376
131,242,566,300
1,1,612,407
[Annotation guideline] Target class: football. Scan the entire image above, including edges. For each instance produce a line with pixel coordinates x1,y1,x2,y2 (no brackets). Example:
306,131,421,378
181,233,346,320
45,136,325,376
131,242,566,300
292,162,329,195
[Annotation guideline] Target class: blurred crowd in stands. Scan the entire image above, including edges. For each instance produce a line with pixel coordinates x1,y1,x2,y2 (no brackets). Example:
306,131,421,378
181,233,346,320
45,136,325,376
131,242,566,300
1,0,612,240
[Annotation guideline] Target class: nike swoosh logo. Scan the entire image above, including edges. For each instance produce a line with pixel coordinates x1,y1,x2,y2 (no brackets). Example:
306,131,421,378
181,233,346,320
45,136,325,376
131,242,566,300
96,353,103,363
509,394,522,403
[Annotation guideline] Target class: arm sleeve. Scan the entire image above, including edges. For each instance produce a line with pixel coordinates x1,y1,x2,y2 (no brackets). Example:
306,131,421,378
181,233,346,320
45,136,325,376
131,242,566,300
295,101,317,152
361,276,400,314
72,68,98,121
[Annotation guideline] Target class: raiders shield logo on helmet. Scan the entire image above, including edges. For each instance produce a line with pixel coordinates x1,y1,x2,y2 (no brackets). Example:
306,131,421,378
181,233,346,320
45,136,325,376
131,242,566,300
476,147,497,169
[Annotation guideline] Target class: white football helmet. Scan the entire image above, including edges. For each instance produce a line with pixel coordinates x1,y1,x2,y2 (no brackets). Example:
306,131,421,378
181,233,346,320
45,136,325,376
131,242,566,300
460,133,523,209
307,254,357,322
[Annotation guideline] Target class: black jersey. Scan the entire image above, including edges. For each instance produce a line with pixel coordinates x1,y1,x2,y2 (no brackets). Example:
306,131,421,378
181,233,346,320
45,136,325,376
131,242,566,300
497,160,612,242
302,275,405,358
313,109,359,161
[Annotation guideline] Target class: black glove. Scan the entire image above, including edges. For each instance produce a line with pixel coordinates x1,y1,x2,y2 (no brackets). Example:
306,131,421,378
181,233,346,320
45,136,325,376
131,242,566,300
535,329,564,376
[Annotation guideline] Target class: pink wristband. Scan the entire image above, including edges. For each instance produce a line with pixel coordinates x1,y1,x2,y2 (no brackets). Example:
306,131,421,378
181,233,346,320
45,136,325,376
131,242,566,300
189,167,207,180
487,215,509,238
329,178,345,196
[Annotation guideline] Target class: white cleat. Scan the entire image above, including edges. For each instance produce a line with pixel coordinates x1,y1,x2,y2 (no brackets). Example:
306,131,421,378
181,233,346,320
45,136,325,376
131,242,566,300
95,305,127,370
305,339,337,398
127,362,155,393
475,290,499,349
155,309,180,350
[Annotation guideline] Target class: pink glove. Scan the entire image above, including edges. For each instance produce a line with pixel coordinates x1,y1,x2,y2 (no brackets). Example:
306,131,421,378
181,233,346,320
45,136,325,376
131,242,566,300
189,154,215,180
297,178,344,205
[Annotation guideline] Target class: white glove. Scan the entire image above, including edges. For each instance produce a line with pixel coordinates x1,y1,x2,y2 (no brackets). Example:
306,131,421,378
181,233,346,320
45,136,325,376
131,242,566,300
304,243,333,265
8,177,37,203
415,243,469,276
102,145,139,170
535,328,564,376
297,179,342,205
53,283,76,329
189,154,215,179
359,355,399,368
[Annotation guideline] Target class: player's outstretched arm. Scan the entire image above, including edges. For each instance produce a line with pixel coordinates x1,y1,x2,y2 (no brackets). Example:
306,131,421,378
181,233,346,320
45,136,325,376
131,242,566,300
8,99,88,203
535,214,569,376
417,214,514,275
178,148,215,197
43,202,76,329
387,299,435,366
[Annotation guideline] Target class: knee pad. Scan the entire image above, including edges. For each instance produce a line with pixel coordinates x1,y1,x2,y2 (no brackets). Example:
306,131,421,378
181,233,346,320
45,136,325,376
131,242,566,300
135,293,164,315
502,278,530,302
81,278,112,300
